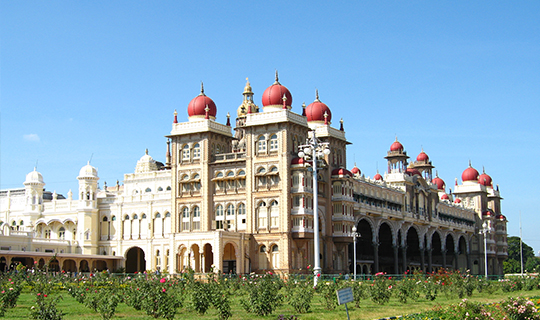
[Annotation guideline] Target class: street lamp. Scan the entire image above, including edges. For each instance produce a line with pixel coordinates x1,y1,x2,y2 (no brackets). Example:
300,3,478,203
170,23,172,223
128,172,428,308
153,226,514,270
298,130,330,287
351,226,360,280
480,221,492,278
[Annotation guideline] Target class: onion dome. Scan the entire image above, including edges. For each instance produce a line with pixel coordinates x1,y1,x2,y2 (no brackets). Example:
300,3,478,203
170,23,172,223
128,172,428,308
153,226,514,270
187,83,217,120
135,149,158,173
482,210,493,217
374,172,383,181
261,71,292,110
350,164,361,175
478,168,492,186
496,214,506,221
432,176,445,190
441,194,449,200
24,168,44,185
332,167,352,177
78,162,98,178
454,198,462,204
417,150,429,161
390,137,404,152
305,90,332,124
462,162,479,182
405,168,421,176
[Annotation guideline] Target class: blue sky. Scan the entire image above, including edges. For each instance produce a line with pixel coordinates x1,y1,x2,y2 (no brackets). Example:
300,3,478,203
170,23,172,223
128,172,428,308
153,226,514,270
1,1,539,254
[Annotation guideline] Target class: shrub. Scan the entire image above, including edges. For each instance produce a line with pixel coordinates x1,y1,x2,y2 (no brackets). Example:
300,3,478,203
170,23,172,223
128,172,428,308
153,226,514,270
240,273,283,316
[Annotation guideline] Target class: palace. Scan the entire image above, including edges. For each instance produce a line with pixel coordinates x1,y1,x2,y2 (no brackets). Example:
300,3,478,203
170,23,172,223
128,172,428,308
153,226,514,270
0,74,508,275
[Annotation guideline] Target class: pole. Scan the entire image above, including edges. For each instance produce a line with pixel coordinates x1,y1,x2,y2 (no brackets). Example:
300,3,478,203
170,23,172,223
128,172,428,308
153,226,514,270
312,131,321,287
353,232,357,281
484,226,488,279
520,211,524,276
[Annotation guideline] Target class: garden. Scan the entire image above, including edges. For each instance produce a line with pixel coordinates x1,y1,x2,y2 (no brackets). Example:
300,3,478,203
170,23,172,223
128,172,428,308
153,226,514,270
1,268,540,320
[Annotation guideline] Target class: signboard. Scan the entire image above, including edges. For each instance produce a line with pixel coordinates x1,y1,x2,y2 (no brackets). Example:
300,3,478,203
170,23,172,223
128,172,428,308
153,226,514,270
336,287,354,305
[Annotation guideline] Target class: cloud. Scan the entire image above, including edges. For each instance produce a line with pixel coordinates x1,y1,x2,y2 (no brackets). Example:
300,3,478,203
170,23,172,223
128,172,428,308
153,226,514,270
23,134,40,142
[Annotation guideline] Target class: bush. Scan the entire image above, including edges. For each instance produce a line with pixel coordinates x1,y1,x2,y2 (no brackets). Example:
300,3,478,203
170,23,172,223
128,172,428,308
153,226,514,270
240,273,283,316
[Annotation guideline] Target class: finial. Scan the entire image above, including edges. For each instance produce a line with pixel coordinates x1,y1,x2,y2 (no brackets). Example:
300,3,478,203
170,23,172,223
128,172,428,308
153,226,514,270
282,94,287,109
455,177,458,185
226,112,231,126
324,111,328,125
145,148,148,155
395,135,398,142
315,89,320,101
205,105,210,119
173,109,178,123
302,102,306,116
200,82,205,95
482,166,485,174
340,118,344,131
435,170,439,177
274,70,280,84
468,160,472,167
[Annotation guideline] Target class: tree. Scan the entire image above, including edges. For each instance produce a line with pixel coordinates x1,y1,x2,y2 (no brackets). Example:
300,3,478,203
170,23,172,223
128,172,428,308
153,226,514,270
504,236,538,274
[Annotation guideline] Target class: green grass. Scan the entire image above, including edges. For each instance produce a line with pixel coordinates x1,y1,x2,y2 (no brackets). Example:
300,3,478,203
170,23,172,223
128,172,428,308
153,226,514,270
4,288,540,319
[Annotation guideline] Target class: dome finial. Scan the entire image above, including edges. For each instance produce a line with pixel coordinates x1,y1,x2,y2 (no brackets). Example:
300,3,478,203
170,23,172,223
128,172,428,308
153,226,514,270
200,82,205,96
274,70,280,84
468,159,472,167
145,148,148,155
173,109,178,123
482,166,485,174
315,89,320,101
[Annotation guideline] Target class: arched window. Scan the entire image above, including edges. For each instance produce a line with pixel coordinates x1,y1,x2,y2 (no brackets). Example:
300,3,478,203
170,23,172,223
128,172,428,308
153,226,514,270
269,134,278,151
142,214,147,219
258,167,266,174
227,171,234,177
102,216,108,222
166,186,171,191
133,214,138,220
193,206,200,217
155,213,161,218
237,203,246,215
270,166,278,173
192,206,201,230
124,215,130,220
270,200,279,227
260,245,266,253
165,212,171,218
259,245,267,270
193,143,201,159
182,207,189,218
112,216,116,221
257,135,266,152
271,245,279,269
216,172,223,178
257,202,267,229
181,207,190,231
158,187,163,191
145,188,151,193
58,227,66,240
216,205,224,217
227,204,234,216
182,144,190,161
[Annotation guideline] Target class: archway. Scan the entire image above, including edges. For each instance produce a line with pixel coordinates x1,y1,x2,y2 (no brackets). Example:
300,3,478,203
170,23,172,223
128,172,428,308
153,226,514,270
406,227,421,272
125,247,146,273
431,232,443,270
190,244,201,272
222,243,236,274
62,259,77,272
203,244,213,272
457,236,468,271
378,223,394,273
0,256,6,272
177,246,188,272
349,219,374,274
445,234,455,269
93,260,108,271
49,258,60,272
80,260,89,272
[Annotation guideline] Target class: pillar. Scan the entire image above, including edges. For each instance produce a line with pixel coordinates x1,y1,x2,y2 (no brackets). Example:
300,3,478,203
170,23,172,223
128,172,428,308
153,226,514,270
420,247,425,272
442,249,447,269
427,248,432,273
402,245,407,272
373,242,379,274
393,245,399,274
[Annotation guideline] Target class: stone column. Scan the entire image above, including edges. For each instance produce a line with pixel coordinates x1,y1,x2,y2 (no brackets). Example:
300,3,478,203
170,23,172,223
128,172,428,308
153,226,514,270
442,249,447,269
373,242,379,274
427,248,433,273
466,251,471,271
393,245,399,274
420,247,425,272
402,245,407,272
454,252,459,270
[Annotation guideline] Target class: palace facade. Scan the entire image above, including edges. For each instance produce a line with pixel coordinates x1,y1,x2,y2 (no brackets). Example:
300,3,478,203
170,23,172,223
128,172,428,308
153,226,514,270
0,74,508,275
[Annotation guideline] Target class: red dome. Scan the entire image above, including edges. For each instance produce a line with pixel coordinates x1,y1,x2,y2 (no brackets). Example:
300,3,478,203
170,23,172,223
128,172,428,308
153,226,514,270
417,151,429,161
462,165,479,182
306,92,332,123
261,73,292,108
350,165,361,175
405,168,421,176
482,210,492,216
432,177,445,190
441,194,449,200
390,139,404,152
374,173,383,181
187,85,217,118
332,167,352,177
496,214,506,221
454,198,462,204
478,172,492,186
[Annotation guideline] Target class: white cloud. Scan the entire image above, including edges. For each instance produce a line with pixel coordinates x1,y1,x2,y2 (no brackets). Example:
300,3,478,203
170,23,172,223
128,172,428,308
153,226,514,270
23,134,40,142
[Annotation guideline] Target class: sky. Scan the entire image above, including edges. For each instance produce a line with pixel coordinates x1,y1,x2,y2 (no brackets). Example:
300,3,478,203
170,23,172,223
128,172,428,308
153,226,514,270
1,1,539,253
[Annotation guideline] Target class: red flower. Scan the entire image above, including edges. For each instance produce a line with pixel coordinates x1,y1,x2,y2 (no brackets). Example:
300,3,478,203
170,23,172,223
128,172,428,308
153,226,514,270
160,278,166,283
317,273,321,277
44,294,47,297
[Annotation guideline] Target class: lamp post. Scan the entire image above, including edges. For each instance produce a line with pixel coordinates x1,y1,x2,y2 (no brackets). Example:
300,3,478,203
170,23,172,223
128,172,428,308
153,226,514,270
480,221,492,278
351,226,359,280
298,130,330,287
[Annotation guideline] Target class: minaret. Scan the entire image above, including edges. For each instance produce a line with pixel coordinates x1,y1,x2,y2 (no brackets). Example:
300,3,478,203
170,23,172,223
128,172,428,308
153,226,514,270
24,168,45,217
384,137,409,174
77,162,99,254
